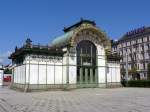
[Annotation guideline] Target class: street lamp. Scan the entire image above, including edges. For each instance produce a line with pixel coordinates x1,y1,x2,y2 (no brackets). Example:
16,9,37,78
125,51,128,82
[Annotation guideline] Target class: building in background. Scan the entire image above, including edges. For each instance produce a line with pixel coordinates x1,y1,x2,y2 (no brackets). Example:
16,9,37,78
9,19,121,91
112,26,150,80
0,64,12,86
3,64,12,86
0,64,4,86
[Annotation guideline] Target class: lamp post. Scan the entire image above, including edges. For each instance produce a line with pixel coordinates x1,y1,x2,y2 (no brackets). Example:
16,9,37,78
125,52,128,83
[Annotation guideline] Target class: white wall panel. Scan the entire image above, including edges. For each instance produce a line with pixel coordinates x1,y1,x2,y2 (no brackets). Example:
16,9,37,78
19,66,22,84
111,67,116,82
97,45,105,56
39,65,46,84
55,66,62,84
15,67,18,83
55,62,62,66
69,66,76,84
21,65,24,84
22,65,26,84
30,65,38,84
14,68,17,83
107,67,111,82
47,65,54,84
0,70,3,86
69,55,76,65
97,57,105,66
30,60,38,64
107,63,121,83
62,66,67,84
17,66,20,83
13,65,26,84
116,65,121,82
26,64,29,83
63,56,67,65
39,61,46,65
98,67,106,83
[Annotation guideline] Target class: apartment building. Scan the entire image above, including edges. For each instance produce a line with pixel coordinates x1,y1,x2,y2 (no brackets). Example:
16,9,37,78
112,26,150,79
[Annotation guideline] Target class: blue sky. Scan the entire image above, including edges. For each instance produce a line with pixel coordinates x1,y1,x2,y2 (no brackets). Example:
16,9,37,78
0,0,150,64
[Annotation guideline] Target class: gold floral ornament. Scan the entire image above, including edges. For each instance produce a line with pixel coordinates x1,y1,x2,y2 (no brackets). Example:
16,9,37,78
70,23,111,50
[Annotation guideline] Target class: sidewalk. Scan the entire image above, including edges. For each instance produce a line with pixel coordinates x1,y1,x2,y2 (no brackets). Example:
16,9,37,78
0,87,150,112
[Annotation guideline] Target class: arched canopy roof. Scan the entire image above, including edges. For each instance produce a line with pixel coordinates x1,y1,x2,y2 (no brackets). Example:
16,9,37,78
50,20,111,49
51,30,73,47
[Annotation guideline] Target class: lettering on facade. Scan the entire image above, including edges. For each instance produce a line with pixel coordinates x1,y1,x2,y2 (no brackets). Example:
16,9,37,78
126,26,146,36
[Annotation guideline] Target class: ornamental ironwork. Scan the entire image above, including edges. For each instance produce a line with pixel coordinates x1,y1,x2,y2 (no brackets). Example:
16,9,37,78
25,55,63,63
70,23,111,49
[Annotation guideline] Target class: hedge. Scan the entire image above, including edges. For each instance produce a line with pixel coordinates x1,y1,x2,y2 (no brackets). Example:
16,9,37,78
121,80,150,87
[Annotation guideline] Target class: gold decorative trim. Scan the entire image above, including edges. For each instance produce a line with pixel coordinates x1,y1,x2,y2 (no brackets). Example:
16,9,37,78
70,23,111,50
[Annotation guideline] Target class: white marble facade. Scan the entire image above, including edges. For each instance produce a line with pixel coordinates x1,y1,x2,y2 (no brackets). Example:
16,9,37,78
13,46,120,89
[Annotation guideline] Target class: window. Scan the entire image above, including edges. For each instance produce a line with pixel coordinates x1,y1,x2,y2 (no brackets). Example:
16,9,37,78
145,52,149,59
145,63,148,69
143,63,145,69
144,37,147,42
127,41,130,46
131,40,135,45
138,39,142,43
147,44,150,50
149,36,150,41
140,45,144,51
77,40,96,66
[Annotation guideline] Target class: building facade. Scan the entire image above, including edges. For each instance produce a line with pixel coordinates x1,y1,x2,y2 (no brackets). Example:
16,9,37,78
9,19,121,91
0,65,4,86
112,26,150,80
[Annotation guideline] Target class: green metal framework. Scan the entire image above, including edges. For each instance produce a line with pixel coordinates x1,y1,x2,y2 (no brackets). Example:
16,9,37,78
76,40,98,87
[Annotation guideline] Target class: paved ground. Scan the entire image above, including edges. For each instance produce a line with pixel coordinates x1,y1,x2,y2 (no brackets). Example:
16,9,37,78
0,87,150,112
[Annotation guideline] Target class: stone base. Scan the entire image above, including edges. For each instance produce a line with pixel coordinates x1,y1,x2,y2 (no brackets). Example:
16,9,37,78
11,83,77,92
98,83,107,88
106,82,122,88
11,82,121,92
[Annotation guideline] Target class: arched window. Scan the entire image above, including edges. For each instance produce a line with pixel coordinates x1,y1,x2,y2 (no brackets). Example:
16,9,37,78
77,40,96,66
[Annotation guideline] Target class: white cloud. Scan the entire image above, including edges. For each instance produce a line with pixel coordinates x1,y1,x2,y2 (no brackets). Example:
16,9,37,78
0,59,3,63
0,51,12,64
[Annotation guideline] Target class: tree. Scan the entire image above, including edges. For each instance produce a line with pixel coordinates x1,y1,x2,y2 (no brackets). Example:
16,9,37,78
120,67,127,87
4,68,12,74
120,67,126,80
128,67,140,80
147,63,150,80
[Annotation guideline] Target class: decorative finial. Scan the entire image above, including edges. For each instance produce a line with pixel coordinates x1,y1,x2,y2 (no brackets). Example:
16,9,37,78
63,27,66,31
15,46,18,51
80,17,84,21
25,38,32,47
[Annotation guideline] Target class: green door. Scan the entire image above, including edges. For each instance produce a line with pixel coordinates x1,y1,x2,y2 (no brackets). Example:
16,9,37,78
76,40,98,88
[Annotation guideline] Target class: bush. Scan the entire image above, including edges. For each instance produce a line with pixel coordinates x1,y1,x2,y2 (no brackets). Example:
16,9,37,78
147,63,150,80
127,80,150,87
4,68,12,74
121,80,127,87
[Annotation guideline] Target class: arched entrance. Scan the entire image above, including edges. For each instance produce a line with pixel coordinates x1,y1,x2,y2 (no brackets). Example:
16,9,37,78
76,40,98,87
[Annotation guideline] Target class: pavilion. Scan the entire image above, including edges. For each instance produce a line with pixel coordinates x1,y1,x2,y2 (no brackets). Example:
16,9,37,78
9,19,121,91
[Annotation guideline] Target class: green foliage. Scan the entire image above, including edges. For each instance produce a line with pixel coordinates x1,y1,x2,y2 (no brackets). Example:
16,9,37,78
121,68,126,76
4,68,12,74
121,80,127,87
147,63,150,80
128,67,140,80
128,66,138,74
127,80,150,87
